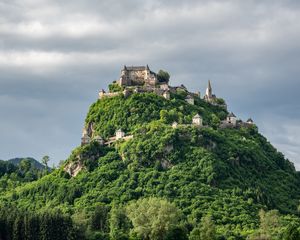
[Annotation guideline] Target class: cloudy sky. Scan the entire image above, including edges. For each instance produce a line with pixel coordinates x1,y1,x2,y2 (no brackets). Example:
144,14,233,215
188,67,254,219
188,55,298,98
0,0,300,169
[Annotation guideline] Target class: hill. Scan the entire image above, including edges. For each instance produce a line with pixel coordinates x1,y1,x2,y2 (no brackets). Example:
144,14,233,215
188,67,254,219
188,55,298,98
0,74,299,240
7,157,50,170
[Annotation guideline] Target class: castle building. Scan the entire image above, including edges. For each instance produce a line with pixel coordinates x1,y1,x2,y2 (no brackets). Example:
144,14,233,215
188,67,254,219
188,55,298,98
247,118,254,124
227,112,237,126
119,65,159,87
185,95,195,105
204,80,217,103
192,114,203,126
116,129,125,140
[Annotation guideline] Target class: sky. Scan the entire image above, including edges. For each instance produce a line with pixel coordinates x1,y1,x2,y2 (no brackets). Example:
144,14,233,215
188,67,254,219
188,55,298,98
0,0,300,169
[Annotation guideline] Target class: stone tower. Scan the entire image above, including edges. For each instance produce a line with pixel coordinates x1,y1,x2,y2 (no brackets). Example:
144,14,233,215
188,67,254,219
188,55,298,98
204,80,217,103
206,80,212,99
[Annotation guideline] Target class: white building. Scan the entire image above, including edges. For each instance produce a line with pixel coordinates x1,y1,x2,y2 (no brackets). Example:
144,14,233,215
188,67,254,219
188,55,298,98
172,121,178,129
227,112,237,126
246,118,254,124
192,114,203,126
116,129,125,140
185,95,194,105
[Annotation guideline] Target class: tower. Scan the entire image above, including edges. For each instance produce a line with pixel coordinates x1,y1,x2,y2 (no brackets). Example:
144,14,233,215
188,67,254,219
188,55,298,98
227,112,237,126
116,129,125,140
205,80,212,99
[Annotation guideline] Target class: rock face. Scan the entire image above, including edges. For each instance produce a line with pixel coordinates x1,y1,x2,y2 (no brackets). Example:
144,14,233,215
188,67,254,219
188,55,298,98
64,161,84,177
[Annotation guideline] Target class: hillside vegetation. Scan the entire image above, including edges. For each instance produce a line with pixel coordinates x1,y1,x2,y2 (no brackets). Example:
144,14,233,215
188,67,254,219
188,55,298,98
0,91,299,240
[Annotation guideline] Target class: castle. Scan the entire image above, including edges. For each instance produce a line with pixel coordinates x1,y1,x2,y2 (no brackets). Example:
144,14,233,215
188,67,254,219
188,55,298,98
119,65,162,86
81,65,254,145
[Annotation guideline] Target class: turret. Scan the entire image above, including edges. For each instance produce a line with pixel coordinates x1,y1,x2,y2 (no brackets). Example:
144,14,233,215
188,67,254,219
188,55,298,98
98,89,106,99
247,118,254,124
227,112,237,126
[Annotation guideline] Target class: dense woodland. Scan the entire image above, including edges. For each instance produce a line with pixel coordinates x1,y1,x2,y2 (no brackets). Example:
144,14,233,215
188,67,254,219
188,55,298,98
0,89,300,240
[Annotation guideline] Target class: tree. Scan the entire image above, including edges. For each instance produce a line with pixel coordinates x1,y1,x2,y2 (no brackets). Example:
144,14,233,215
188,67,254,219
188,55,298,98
157,70,170,83
109,204,130,240
90,204,110,232
283,223,300,240
19,159,32,172
126,197,183,240
189,215,216,240
259,209,281,238
41,156,50,169
249,209,282,240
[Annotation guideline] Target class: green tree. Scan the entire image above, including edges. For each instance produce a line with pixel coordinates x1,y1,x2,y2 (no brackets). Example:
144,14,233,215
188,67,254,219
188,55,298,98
259,209,281,238
109,204,130,240
126,197,183,240
90,203,110,232
41,156,50,169
109,82,123,93
249,209,282,240
19,159,32,172
283,223,300,240
189,215,216,240
157,70,170,83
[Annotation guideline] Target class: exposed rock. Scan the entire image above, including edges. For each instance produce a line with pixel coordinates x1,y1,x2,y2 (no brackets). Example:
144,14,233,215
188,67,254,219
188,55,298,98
64,161,84,177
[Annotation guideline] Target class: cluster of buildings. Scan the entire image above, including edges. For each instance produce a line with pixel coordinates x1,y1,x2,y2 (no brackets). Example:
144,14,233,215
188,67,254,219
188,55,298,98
98,65,201,103
81,65,254,146
81,127,133,146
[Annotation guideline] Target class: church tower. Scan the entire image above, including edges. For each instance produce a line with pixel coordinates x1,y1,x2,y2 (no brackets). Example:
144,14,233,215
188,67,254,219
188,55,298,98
205,80,212,99
204,80,216,103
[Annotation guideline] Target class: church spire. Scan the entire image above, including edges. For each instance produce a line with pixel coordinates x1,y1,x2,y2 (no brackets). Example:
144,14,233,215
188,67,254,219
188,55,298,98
206,80,212,98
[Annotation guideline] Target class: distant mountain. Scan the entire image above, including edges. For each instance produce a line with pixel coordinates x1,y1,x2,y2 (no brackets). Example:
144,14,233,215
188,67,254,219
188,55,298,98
7,157,50,170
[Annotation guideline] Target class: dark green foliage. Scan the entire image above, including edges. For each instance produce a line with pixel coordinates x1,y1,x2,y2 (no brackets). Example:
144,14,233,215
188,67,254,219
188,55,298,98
283,223,300,240
157,69,170,83
109,82,123,93
0,208,80,240
109,204,130,240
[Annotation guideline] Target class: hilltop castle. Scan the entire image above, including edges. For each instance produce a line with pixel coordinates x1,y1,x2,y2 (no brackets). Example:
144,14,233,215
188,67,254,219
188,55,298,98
81,65,254,145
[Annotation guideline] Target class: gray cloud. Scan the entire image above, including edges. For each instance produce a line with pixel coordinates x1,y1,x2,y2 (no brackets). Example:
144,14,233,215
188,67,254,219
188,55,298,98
0,0,299,169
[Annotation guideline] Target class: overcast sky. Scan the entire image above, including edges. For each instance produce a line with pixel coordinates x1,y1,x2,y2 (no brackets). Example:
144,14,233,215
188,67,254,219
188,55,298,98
0,0,300,169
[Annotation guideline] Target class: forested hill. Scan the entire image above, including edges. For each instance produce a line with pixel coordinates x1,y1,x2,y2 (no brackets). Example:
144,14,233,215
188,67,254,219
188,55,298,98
0,86,299,240
7,157,49,170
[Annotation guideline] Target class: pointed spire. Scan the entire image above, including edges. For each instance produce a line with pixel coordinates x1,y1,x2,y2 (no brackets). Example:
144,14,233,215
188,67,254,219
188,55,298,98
206,80,212,98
